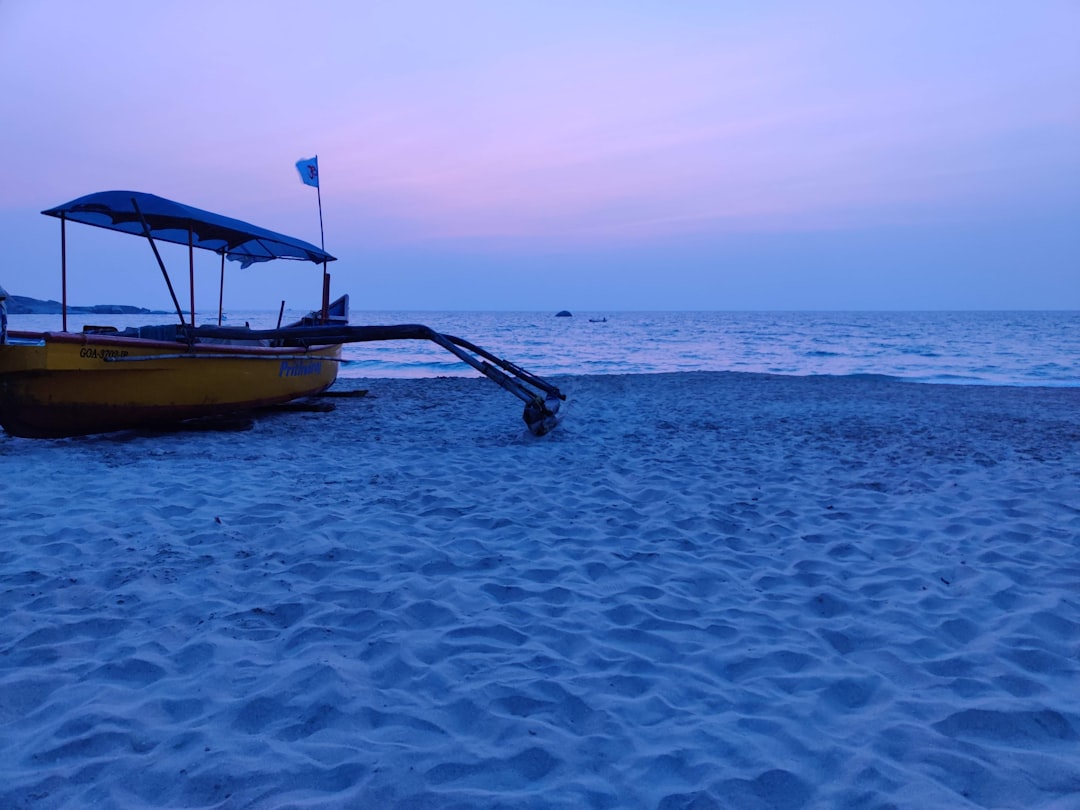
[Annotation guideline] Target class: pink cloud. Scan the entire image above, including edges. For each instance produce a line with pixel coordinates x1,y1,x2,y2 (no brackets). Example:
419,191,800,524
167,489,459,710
3,2,1077,248
296,7,1080,247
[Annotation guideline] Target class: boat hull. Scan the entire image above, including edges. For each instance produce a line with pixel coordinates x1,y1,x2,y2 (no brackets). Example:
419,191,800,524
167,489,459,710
0,330,341,438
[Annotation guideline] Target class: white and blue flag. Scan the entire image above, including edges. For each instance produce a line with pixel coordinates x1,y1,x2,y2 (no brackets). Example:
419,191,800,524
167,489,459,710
295,156,319,188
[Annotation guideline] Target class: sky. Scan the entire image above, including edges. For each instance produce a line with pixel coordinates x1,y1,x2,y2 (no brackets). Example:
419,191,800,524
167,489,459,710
0,1,1077,312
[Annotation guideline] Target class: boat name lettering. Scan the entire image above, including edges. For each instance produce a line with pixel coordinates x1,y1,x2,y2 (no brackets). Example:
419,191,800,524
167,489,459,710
80,347,130,361
278,358,323,378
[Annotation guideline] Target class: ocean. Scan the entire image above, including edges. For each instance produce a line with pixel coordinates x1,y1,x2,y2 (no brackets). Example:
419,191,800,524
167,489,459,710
8,310,1079,386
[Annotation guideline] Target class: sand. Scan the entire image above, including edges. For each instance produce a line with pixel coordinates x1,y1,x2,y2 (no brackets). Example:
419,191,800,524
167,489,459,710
1,372,1078,809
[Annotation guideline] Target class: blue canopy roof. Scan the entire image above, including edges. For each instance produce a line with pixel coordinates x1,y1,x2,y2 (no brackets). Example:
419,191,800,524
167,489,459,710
42,190,335,268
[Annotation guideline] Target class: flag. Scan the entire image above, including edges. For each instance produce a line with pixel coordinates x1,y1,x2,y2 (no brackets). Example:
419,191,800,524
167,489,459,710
296,156,319,188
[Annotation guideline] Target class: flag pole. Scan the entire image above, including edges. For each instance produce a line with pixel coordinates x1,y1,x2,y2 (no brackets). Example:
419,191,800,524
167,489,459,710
315,159,329,323
315,156,325,252
296,155,330,322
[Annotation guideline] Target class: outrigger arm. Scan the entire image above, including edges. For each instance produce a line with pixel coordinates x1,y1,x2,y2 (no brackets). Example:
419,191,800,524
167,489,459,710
189,323,566,436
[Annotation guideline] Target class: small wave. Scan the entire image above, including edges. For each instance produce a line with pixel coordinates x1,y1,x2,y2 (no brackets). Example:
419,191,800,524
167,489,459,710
832,372,903,382
244,310,1080,386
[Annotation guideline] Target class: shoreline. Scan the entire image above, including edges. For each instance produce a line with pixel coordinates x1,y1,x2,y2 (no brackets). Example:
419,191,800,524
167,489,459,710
7,310,1080,388
2,372,1078,808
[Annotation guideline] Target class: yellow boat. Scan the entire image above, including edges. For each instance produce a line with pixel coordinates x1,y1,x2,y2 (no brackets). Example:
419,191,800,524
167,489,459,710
0,190,564,438
0,325,343,438
0,190,345,438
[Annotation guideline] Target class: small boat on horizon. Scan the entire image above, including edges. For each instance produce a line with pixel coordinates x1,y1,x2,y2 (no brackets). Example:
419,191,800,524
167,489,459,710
0,190,563,438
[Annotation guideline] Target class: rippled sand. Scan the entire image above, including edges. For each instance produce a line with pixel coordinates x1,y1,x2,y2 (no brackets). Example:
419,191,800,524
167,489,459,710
1,373,1078,809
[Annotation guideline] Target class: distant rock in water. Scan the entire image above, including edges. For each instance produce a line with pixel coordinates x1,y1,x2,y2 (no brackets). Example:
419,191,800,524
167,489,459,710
6,295,166,315
555,310,573,317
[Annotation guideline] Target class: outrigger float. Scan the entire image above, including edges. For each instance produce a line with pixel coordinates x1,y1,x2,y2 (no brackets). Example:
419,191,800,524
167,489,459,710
0,191,564,439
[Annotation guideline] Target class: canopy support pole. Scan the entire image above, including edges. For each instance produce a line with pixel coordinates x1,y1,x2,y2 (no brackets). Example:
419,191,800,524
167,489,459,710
188,228,196,328
130,196,186,326
217,252,225,326
60,214,68,332
322,267,330,324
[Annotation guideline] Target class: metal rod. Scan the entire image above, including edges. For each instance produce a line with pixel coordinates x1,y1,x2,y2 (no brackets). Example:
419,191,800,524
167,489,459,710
316,167,325,251
130,196,186,326
316,166,327,323
0,286,7,345
191,322,566,407
218,252,225,326
277,300,285,329
61,214,68,332
321,269,330,324
121,318,565,433
188,228,196,328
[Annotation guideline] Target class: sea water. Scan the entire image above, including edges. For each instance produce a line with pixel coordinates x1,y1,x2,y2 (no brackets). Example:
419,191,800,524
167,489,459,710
8,310,1079,386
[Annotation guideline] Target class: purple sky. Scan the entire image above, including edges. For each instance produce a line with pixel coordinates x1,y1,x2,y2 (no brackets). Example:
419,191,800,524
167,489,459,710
1,1,1077,311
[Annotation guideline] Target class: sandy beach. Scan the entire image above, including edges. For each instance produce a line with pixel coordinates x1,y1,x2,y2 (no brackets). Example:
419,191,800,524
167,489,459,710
1,372,1078,809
